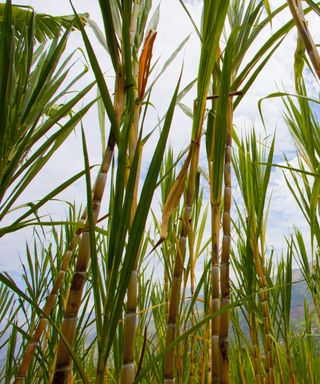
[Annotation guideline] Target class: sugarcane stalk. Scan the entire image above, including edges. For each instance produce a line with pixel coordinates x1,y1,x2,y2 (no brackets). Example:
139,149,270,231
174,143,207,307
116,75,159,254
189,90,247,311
207,319,212,384
51,71,124,383
163,209,189,384
189,228,196,384
120,81,140,384
164,139,200,383
209,96,223,384
51,136,116,383
208,51,222,384
120,15,156,384
211,197,221,384
219,99,233,384
120,148,142,384
208,97,220,384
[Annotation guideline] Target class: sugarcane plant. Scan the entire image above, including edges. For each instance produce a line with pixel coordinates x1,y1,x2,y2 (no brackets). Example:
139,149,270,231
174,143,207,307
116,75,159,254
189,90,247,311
0,0,94,234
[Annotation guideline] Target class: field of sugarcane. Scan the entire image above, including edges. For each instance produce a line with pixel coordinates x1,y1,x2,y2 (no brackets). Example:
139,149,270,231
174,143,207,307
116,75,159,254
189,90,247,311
0,0,320,383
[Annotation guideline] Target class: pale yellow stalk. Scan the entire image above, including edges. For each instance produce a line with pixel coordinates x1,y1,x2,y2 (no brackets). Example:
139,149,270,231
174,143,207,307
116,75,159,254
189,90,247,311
219,100,233,384
51,72,124,383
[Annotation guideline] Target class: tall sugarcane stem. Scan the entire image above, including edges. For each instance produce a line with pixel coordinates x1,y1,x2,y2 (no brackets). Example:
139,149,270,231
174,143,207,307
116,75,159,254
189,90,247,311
207,315,212,384
211,200,221,384
189,229,196,384
164,229,188,383
52,69,123,383
219,100,233,384
209,70,221,384
120,269,138,384
120,11,141,378
164,141,200,383
120,158,141,384
51,135,115,383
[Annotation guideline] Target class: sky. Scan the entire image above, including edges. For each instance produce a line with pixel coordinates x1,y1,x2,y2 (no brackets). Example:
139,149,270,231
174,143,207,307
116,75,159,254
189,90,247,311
1,0,319,280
